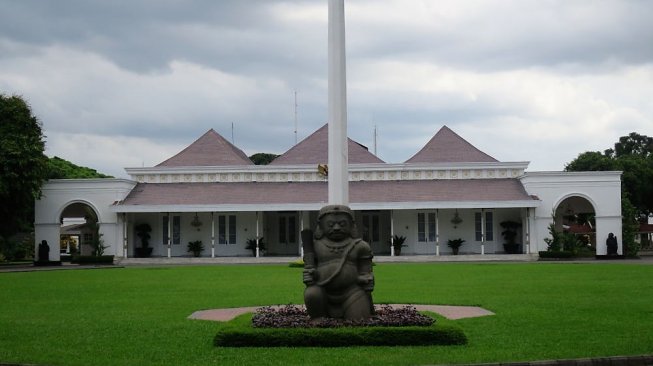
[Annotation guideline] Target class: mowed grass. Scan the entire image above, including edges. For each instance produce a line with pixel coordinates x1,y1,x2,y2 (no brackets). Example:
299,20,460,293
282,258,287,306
1,262,653,365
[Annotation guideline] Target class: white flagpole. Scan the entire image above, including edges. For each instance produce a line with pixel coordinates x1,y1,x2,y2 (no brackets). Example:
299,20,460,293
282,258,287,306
328,0,349,205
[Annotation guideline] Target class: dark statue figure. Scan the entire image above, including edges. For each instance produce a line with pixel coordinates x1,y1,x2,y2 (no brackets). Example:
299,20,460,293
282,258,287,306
606,232,618,255
302,205,375,320
38,240,50,263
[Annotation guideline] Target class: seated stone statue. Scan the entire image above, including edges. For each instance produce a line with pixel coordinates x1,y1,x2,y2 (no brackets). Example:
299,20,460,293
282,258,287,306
302,205,374,320
38,240,50,263
606,232,618,255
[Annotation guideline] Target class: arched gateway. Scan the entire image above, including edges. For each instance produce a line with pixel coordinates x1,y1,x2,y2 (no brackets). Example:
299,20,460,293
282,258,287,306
34,179,136,263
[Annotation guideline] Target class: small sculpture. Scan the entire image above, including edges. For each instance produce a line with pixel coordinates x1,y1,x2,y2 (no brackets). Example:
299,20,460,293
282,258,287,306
302,205,374,320
38,240,50,263
606,232,618,255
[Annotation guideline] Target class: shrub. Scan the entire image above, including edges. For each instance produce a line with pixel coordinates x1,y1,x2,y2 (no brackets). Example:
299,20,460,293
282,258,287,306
288,259,304,268
71,255,114,264
215,314,466,347
538,251,574,259
252,305,434,328
0,237,33,261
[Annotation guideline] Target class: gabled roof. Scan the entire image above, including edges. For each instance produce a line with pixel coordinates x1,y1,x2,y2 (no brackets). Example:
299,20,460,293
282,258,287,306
157,129,253,167
405,126,497,164
269,124,385,165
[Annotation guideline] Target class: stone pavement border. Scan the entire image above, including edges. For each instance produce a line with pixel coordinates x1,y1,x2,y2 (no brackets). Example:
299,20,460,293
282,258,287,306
442,354,653,365
188,304,495,322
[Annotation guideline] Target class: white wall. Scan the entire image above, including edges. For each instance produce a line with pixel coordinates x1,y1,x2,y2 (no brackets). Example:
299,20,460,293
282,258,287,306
391,208,524,255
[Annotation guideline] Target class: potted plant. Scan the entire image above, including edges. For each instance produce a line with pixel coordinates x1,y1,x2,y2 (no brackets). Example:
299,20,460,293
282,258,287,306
389,235,407,255
134,223,153,258
500,221,522,254
187,240,204,257
447,238,465,255
245,237,265,256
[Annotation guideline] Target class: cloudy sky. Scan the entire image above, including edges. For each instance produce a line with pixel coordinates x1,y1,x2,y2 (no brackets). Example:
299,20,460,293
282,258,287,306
1,0,651,178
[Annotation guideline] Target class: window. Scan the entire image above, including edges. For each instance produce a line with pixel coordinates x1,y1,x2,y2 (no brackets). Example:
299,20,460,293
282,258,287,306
486,212,494,241
162,215,181,245
83,233,93,246
278,214,297,245
218,215,237,244
362,213,380,243
418,212,437,243
475,211,494,242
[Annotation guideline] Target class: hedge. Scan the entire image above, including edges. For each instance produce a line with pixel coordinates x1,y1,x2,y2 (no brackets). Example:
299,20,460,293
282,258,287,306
538,251,575,259
214,314,466,347
71,255,115,264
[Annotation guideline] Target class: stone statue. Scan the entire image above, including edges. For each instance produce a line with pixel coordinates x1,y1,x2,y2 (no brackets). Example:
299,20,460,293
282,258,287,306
302,205,374,320
38,240,50,263
606,232,618,255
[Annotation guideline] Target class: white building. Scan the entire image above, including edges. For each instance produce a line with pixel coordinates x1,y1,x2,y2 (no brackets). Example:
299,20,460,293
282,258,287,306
34,125,623,262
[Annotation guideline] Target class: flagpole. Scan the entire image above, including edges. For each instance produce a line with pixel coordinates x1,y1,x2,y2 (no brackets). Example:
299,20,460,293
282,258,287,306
328,0,348,205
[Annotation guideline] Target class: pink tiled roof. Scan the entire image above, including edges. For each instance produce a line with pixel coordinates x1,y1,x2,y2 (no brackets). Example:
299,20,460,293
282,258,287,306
157,129,253,167
270,124,384,165
118,179,534,207
405,126,498,163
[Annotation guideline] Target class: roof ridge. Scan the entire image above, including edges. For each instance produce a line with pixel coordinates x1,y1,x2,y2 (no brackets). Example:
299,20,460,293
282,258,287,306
157,129,253,167
405,125,497,163
270,124,384,165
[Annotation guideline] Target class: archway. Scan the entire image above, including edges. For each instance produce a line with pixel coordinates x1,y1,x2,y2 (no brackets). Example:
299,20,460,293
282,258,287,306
59,202,99,258
554,195,597,254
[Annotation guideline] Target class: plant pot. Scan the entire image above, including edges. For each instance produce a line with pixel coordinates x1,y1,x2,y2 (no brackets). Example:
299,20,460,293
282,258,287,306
135,247,153,258
394,247,402,256
452,247,459,255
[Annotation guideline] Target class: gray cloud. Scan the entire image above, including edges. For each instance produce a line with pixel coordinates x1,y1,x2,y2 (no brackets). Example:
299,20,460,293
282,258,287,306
0,0,651,177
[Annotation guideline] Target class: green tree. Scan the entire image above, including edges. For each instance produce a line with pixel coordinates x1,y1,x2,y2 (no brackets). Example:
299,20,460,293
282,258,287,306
47,156,112,179
564,151,616,172
0,94,48,241
607,132,653,158
566,132,653,215
249,153,279,165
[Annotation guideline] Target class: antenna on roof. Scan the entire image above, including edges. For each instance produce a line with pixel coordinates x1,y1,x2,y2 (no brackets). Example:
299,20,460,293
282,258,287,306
294,90,298,145
373,124,378,156
231,122,235,145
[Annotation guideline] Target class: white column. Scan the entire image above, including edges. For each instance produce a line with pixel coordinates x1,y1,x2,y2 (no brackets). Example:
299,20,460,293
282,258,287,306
211,212,215,258
481,209,486,255
525,208,531,254
167,213,171,258
122,213,128,258
390,210,395,256
328,0,349,205
435,209,440,256
299,211,304,257
255,212,260,258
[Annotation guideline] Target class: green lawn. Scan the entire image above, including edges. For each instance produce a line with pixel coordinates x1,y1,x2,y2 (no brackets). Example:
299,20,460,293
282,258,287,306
1,263,652,365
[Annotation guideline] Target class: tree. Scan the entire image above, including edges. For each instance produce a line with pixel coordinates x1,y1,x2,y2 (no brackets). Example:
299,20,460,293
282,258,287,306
249,153,279,165
47,156,112,179
0,94,48,241
565,132,653,216
564,151,615,172
607,132,653,159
